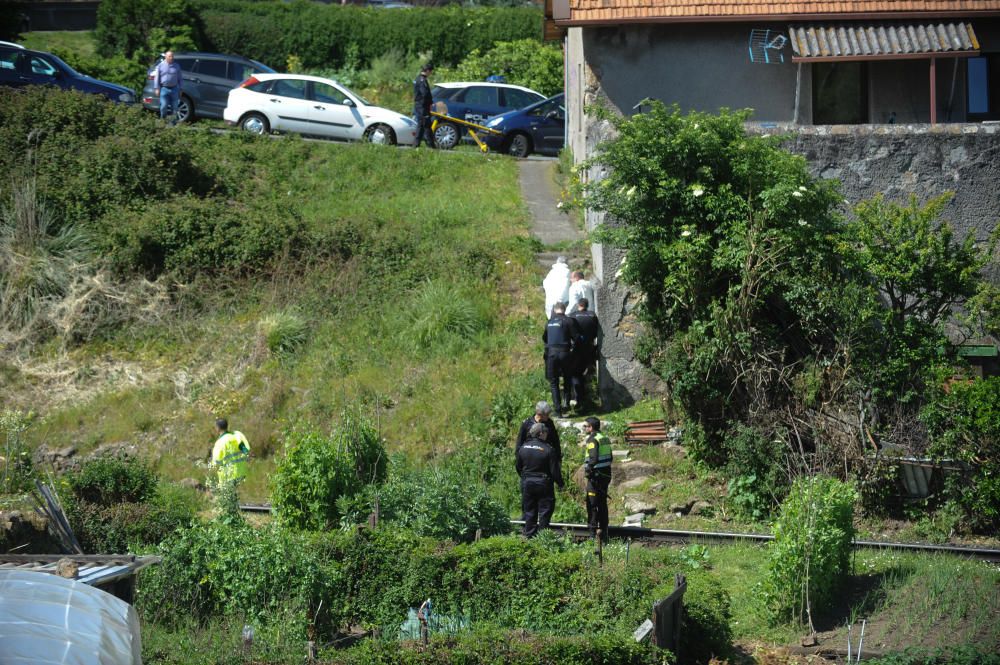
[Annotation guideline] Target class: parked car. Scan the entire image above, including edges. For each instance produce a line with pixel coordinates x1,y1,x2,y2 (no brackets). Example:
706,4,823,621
142,52,275,122
0,42,135,104
481,93,565,158
224,73,418,146
431,82,546,150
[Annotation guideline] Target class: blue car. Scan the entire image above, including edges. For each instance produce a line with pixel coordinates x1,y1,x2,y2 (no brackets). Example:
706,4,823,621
481,93,565,158
431,81,546,150
0,42,135,104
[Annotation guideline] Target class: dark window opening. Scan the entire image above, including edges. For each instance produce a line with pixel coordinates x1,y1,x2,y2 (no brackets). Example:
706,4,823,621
812,62,869,124
967,55,1000,121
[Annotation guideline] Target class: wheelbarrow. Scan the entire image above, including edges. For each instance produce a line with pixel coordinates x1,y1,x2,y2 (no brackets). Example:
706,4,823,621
430,111,502,152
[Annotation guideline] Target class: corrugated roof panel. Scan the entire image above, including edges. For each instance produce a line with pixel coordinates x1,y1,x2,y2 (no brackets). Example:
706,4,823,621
789,21,980,58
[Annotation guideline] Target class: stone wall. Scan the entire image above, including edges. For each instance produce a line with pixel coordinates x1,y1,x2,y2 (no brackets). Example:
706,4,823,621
591,123,1000,406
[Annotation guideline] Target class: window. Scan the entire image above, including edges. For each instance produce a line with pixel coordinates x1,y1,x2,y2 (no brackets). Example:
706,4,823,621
0,48,18,71
529,98,563,119
246,79,273,93
29,55,57,77
229,62,268,82
194,58,228,79
311,82,350,105
460,86,498,106
173,58,194,71
967,55,1000,121
502,88,541,110
271,78,308,100
432,85,460,100
812,62,868,124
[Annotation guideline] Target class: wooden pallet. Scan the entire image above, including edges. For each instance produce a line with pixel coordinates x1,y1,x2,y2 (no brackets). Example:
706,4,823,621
624,420,668,445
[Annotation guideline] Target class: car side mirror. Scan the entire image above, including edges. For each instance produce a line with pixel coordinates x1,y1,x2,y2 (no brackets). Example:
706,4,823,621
545,110,560,120
343,99,355,107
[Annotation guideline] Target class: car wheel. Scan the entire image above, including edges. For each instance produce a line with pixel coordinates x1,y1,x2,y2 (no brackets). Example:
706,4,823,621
505,132,531,158
240,112,270,136
365,123,396,146
434,122,460,150
176,95,193,123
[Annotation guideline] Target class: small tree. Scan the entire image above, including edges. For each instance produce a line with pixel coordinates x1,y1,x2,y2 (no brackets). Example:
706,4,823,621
271,412,386,531
764,476,857,625
844,194,998,402
95,0,200,60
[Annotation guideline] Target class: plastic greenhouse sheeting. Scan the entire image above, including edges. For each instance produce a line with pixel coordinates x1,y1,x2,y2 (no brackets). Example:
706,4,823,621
0,569,141,665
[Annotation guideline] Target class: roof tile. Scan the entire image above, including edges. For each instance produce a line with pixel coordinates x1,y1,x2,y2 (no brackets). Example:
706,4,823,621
568,0,1000,22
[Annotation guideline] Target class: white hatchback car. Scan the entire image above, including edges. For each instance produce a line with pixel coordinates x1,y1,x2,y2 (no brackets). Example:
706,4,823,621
224,73,417,146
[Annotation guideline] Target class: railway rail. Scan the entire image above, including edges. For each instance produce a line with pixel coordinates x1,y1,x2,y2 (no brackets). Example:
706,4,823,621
240,504,1000,563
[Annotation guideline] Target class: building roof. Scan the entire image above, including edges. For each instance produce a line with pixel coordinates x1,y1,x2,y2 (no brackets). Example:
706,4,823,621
789,21,980,59
564,0,1000,25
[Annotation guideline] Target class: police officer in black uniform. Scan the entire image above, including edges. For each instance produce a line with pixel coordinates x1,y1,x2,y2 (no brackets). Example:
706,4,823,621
413,63,435,148
515,401,562,462
583,417,612,542
516,422,564,538
569,297,600,409
543,302,578,417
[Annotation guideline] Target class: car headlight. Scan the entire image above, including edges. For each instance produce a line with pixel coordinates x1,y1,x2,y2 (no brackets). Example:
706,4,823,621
486,117,504,128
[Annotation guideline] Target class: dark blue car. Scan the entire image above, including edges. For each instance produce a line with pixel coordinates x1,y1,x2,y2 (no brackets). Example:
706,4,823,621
0,42,135,104
431,82,546,150
481,93,565,158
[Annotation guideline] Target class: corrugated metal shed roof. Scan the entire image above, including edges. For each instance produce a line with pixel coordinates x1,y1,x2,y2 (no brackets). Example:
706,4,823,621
565,0,1000,24
0,554,161,588
789,21,980,59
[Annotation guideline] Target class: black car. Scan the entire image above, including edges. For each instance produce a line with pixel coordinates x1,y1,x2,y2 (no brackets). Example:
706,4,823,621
141,52,275,123
0,42,135,103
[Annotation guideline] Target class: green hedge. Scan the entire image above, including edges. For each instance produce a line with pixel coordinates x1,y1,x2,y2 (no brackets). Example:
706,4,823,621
195,2,543,70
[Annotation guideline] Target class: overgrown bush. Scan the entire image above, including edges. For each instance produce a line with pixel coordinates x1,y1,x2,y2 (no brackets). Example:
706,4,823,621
271,412,387,530
680,570,733,665
396,280,492,357
451,39,564,96
763,476,857,623
340,465,510,542
64,455,201,553
922,376,1000,531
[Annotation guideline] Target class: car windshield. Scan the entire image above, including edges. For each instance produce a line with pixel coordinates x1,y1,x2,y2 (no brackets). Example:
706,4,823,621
250,59,275,74
46,53,77,76
334,81,370,106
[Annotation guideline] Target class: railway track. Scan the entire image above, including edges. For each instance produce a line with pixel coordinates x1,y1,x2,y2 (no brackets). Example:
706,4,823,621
241,504,1000,563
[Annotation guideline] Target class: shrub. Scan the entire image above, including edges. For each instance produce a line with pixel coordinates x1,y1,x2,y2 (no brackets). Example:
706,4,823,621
764,476,857,623
397,280,492,357
64,457,201,553
922,376,1000,530
680,571,733,665
452,39,564,96
68,454,157,505
258,311,309,359
271,413,387,530
1,409,34,494
340,466,510,542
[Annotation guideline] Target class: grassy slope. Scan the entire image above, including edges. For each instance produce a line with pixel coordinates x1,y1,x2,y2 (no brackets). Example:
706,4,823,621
18,139,540,500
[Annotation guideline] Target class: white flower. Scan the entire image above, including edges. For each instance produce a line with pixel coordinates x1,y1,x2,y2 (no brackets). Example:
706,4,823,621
692,188,704,197
792,191,803,198
681,229,692,237
556,202,564,209
798,219,808,226
798,186,808,191
626,186,637,198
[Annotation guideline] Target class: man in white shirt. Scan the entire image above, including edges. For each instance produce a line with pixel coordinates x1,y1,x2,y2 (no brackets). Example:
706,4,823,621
567,271,595,313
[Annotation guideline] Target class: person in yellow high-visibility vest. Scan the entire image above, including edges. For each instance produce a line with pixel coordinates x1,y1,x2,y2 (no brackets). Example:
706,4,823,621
583,417,613,543
212,418,250,484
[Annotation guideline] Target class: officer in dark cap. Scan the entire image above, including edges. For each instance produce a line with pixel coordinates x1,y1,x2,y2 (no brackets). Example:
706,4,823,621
413,62,435,148
543,302,579,417
516,422,563,537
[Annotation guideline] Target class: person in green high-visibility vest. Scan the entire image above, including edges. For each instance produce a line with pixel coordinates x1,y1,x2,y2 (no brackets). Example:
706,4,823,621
212,418,250,484
583,417,613,543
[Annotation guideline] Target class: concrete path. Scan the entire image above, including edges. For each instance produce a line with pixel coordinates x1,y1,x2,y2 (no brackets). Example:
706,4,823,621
518,160,582,248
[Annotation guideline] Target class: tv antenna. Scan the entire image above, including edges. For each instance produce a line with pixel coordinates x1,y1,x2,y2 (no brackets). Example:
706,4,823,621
749,29,788,64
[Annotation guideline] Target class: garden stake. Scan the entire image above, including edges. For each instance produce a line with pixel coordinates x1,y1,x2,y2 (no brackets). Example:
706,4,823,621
595,529,603,565
847,622,852,662
856,619,866,662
